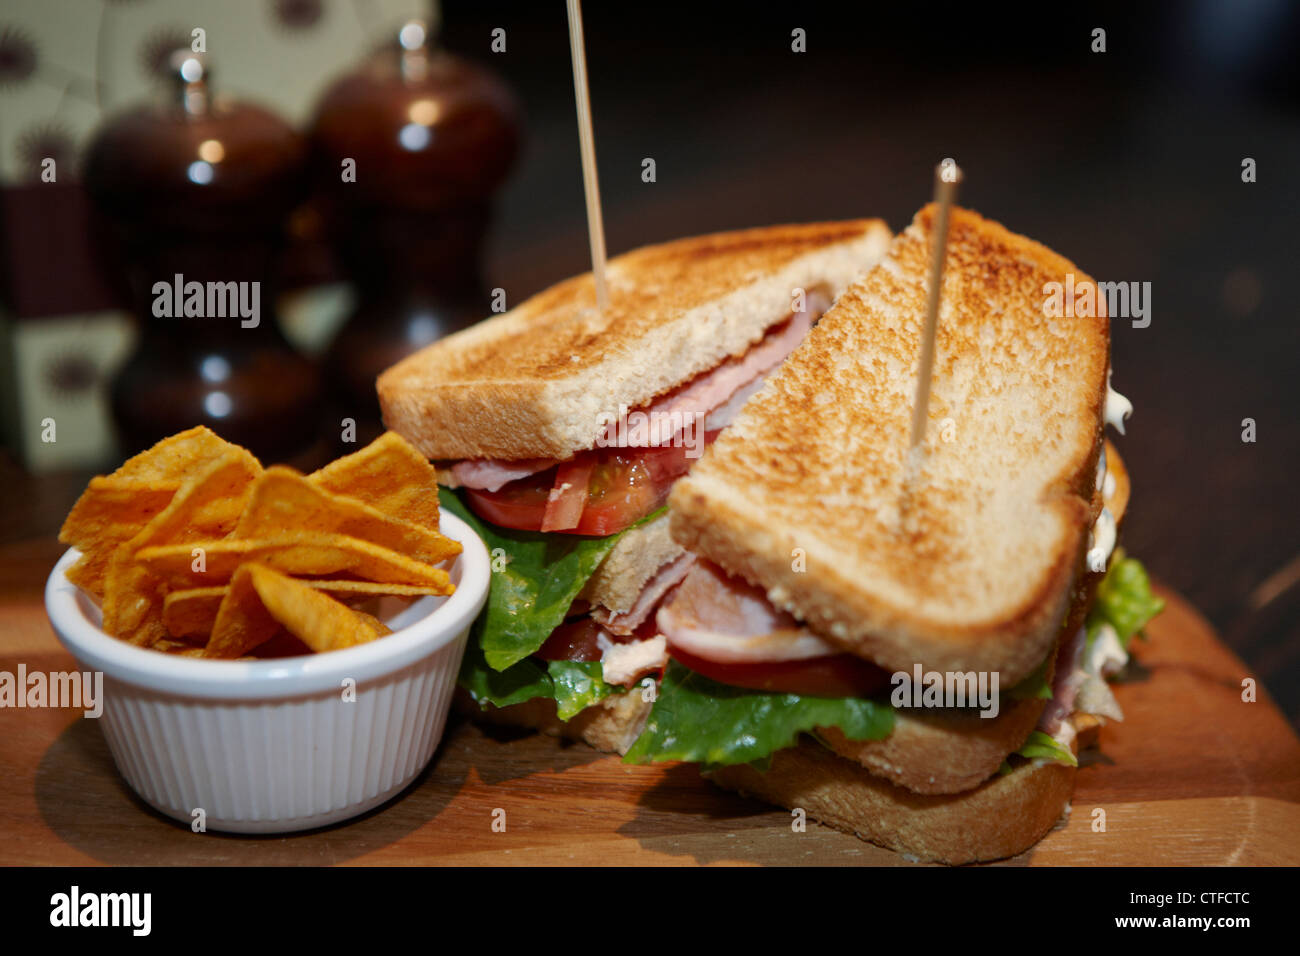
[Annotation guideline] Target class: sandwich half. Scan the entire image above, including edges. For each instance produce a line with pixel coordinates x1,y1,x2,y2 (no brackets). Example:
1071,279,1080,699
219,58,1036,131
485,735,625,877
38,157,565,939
624,205,1164,862
377,220,892,753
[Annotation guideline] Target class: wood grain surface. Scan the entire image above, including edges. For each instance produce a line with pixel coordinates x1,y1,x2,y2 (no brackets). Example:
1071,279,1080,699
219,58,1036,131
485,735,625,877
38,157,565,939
1,581,1297,866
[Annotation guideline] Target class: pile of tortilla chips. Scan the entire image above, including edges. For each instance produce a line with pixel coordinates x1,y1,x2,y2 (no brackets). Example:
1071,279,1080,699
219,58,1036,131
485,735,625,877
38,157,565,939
58,428,460,660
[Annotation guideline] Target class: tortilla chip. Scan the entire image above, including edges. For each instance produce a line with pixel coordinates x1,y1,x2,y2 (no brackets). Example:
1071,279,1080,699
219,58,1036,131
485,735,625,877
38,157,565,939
237,466,460,565
245,563,390,653
58,427,457,661
100,448,263,646
112,426,251,482
60,477,181,547
136,533,454,592
59,478,181,597
347,609,391,640
205,564,281,659
64,557,105,597
309,431,442,530
161,585,227,640
164,579,446,639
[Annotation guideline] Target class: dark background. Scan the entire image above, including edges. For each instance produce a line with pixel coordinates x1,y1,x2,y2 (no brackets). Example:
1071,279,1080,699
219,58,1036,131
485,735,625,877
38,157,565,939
3,1,1298,724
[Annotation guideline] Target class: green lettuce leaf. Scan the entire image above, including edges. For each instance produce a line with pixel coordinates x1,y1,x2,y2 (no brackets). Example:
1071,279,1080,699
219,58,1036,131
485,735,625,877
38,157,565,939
458,635,621,715
1087,549,1164,650
457,634,554,709
444,487,633,719
439,488,625,671
548,660,618,720
625,660,894,767
1014,730,1078,767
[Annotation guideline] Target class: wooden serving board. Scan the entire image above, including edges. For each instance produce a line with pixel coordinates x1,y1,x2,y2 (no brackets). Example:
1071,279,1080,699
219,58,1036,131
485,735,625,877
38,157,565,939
2,583,1298,866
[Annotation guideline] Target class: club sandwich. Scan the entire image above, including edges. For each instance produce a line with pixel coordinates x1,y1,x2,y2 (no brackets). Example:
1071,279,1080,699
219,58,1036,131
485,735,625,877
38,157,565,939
624,205,1164,863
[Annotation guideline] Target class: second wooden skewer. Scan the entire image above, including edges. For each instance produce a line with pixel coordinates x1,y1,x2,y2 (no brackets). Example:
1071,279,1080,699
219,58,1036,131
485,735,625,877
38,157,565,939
566,0,610,313
907,160,963,457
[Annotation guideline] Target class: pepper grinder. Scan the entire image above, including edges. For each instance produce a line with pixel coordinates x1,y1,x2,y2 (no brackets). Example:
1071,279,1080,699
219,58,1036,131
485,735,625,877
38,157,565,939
308,18,521,427
84,52,322,461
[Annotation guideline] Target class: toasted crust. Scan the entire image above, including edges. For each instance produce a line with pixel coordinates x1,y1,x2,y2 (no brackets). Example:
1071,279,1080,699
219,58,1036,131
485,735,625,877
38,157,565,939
708,738,1076,864
819,694,1047,796
669,206,1110,686
378,221,892,460
456,687,653,756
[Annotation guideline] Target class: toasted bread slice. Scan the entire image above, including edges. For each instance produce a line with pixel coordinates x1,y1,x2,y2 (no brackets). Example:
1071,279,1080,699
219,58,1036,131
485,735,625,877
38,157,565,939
816,439,1129,793
669,205,1110,687
379,220,892,461
818,694,1047,796
456,687,653,756
708,737,1076,864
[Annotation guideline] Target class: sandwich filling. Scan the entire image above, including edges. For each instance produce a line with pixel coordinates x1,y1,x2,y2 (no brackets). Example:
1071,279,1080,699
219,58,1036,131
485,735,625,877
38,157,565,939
447,294,827,537
447,294,833,726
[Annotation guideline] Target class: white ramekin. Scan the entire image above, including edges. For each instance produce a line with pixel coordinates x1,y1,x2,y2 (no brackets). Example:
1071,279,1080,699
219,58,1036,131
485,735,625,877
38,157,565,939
44,507,489,834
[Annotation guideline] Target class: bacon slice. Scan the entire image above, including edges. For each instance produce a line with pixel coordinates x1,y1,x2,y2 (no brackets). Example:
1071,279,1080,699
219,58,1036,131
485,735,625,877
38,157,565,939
703,373,768,432
604,302,820,448
450,457,557,492
592,554,696,635
1039,623,1125,739
1038,625,1088,736
656,561,841,664
451,295,828,491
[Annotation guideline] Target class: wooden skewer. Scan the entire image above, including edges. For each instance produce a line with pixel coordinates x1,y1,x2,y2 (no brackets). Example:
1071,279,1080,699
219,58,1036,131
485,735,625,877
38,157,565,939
907,161,963,458
566,0,609,313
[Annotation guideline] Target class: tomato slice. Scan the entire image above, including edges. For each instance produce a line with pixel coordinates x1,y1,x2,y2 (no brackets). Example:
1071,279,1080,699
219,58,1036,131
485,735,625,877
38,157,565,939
669,646,889,698
541,458,594,532
465,440,709,536
464,471,553,530
536,617,609,662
